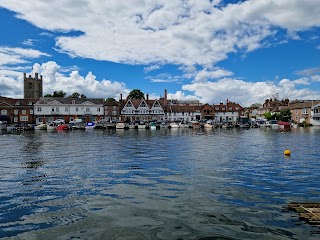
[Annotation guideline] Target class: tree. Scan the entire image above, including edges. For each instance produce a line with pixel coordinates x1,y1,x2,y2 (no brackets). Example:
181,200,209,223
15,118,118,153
44,93,52,97
52,90,67,98
127,89,145,99
279,109,292,122
80,94,87,98
105,97,116,102
264,112,273,120
68,92,80,98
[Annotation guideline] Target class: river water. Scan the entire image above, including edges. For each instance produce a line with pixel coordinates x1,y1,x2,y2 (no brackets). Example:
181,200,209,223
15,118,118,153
0,127,320,239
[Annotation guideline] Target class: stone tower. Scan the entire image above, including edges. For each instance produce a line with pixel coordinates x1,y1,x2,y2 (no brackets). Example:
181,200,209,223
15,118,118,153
23,72,43,100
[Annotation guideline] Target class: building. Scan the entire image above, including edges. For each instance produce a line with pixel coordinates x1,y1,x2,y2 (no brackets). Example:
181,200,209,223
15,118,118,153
0,97,36,124
33,97,104,124
256,98,289,119
164,105,202,122
311,102,320,126
284,100,320,125
213,100,244,123
120,94,165,122
24,73,43,100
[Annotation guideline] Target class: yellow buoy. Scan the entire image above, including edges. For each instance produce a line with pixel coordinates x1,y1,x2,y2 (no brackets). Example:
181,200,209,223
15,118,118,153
284,149,291,155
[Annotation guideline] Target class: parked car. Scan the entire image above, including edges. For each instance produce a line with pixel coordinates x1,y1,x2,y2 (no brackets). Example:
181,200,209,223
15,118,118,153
53,119,65,124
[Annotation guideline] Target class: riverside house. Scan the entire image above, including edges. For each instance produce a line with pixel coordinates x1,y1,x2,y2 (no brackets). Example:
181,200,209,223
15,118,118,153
283,100,320,125
213,100,244,124
311,102,320,126
33,97,104,124
0,97,36,125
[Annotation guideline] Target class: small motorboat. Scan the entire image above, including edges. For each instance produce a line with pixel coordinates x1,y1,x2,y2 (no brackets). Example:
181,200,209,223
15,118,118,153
85,122,95,130
56,124,69,131
34,123,47,130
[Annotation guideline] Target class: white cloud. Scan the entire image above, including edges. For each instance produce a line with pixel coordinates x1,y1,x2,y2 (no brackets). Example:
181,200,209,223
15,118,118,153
144,64,161,73
0,61,130,99
182,77,319,106
0,46,49,65
1,0,319,67
194,68,234,82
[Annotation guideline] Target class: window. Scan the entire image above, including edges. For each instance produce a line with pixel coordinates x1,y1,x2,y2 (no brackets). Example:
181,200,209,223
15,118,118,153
52,107,55,112
86,107,90,112
37,107,42,112
30,109,33,114
1,110,7,115
14,117,18,122
65,107,68,112
97,107,101,112
303,108,308,114
21,109,26,114
113,106,117,110
56,107,59,112
14,109,18,115
20,116,28,121
28,82,33,89
76,107,79,112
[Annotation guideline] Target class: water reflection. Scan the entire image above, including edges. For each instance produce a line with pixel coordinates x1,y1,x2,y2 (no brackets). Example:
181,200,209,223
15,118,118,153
0,128,320,239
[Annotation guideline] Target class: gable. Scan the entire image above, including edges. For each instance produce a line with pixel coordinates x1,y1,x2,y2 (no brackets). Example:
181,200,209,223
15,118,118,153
0,101,13,107
138,99,149,109
123,99,136,109
151,100,162,109
80,101,95,105
47,100,63,105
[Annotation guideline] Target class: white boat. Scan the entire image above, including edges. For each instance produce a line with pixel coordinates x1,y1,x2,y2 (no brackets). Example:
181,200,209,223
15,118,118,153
138,121,146,130
34,123,47,130
149,122,156,130
189,121,200,129
116,121,125,129
266,120,279,129
169,122,180,128
46,122,57,131
203,123,213,128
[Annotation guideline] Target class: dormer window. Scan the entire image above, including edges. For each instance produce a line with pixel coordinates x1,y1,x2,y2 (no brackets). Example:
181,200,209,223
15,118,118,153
72,100,75,104
15,102,21,105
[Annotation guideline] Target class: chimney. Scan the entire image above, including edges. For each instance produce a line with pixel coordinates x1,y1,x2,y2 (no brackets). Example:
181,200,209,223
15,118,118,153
164,89,167,106
23,73,26,79
35,73,38,79
146,94,149,102
120,93,122,101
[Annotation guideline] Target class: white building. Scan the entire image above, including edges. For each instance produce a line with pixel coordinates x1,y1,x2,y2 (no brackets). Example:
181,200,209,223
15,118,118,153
34,97,104,124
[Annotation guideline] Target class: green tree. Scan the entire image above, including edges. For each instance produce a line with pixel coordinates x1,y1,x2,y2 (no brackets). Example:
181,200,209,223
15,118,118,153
44,93,52,97
68,92,80,98
80,94,87,98
105,97,116,102
52,90,67,98
263,112,273,120
279,109,292,122
127,89,145,99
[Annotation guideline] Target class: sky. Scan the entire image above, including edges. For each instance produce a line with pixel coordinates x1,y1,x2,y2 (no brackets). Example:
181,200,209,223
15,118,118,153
0,0,320,107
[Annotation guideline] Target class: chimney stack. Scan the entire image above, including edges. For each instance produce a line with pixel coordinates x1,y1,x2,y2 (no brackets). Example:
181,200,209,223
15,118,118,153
164,89,167,106
120,93,122,101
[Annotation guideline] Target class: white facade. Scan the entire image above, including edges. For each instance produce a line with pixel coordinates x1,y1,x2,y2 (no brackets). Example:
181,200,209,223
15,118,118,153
120,99,165,121
34,99,104,124
311,103,320,126
214,112,239,123
165,110,201,122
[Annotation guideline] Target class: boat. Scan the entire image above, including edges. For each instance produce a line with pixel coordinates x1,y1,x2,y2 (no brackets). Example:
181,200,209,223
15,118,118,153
278,122,291,130
85,122,95,130
203,123,213,128
46,122,57,131
169,122,180,128
149,122,156,130
266,120,279,129
56,124,69,131
116,121,125,129
138,121,146,130
189,120,200,129
34,123,47,130
256,120,267,127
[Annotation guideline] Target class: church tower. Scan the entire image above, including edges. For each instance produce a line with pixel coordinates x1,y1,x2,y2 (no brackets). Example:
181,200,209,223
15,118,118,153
24,72,43,100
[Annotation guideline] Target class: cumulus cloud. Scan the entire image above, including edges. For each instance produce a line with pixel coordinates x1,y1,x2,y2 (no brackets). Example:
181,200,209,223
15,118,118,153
1,0,319,67
182,77,319,106
0,61,130,99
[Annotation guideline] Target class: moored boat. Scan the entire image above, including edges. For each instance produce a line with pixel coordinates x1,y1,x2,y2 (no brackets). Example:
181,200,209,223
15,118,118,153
34,123,47,130
116,121,125,129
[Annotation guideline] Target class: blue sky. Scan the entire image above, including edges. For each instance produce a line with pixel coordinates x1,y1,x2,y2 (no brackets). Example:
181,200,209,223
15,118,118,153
0,0,320,106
